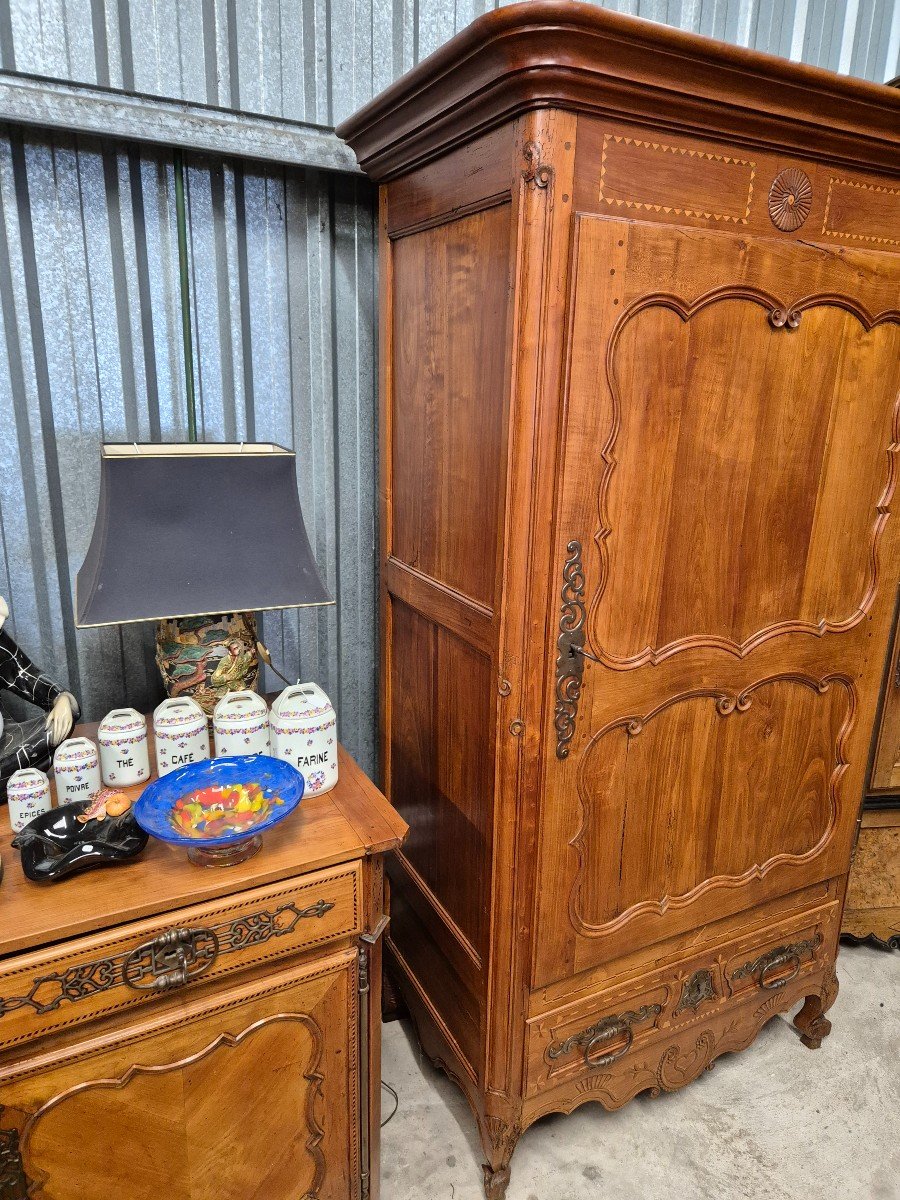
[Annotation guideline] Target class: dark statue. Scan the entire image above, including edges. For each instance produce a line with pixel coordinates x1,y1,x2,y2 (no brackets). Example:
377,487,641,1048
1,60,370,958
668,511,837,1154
0,597,79,800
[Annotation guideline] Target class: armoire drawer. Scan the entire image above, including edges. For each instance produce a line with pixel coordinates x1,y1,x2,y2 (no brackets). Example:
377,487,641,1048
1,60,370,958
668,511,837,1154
525,980,668,1096
724,914,830,998
525,901,839,1098
0,861,361,1050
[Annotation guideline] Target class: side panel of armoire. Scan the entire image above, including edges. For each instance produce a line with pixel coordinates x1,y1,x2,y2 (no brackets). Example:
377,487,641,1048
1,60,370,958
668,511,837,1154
379,129,518,1085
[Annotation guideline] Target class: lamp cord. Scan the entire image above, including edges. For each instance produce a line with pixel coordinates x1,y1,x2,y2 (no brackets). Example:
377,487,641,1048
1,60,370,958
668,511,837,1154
256,640,296,686
381,1080,399,1127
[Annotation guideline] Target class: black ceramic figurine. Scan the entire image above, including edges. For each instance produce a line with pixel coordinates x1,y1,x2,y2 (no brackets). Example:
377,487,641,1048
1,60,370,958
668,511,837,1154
0,595,80,800
12,796,148,882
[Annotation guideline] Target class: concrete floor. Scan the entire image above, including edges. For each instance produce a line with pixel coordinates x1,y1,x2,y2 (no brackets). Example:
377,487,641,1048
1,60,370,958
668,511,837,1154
380,944,898,1200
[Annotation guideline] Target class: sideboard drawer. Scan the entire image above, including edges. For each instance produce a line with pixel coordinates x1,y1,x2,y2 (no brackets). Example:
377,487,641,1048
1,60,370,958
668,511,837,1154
0,860,362,1050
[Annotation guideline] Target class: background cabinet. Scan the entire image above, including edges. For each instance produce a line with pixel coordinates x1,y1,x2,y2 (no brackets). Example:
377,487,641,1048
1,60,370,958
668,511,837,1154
843,601,900,949
339,5,900,1198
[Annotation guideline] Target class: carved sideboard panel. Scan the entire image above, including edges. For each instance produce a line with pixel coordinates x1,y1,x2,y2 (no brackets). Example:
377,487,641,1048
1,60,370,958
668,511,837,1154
8,956,359,1200
24,1015,326,1199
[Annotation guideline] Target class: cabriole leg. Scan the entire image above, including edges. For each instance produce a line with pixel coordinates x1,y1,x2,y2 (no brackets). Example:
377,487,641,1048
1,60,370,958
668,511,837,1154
481,1116,521,1200
793,967,839,1049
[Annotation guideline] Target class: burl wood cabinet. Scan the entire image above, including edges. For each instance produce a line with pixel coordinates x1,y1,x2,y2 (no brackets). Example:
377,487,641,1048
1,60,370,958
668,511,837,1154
0,731,406,1200
843,604,900,949
339,4,900,1196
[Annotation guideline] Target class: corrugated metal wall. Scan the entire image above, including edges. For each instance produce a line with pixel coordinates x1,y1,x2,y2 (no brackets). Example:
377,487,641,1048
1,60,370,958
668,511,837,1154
0,0,897,775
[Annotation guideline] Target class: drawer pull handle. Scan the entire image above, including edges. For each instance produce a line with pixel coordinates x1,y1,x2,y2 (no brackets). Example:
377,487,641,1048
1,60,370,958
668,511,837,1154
547,1003,661,1070
759,952,801,990
123,927,220,993
733,935,820,991
583,1019,632,1069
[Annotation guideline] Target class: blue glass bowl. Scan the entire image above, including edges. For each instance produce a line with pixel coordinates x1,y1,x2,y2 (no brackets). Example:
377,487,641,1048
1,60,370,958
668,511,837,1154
134,755,304,867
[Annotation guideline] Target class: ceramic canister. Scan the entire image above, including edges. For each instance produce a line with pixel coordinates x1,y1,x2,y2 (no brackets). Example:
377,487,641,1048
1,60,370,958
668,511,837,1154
53,736,102,806
7,767,52,833
98,708,151,788
153,697,210,777
269,683,338,795
213,691,270,758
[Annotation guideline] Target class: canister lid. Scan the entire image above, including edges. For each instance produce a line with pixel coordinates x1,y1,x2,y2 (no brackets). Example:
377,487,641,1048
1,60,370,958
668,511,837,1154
154,696,206,729
271,683,333,720
8,767,49,791
54,737,97,764
213,690,269,724
98,708,146,735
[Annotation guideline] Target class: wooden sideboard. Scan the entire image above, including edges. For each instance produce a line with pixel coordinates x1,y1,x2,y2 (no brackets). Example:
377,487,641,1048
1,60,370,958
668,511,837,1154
0,718,406,1200
339,4,900,1197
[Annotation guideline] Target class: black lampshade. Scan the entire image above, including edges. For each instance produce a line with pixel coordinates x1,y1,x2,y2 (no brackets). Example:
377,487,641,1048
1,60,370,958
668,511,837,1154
75,443,332,627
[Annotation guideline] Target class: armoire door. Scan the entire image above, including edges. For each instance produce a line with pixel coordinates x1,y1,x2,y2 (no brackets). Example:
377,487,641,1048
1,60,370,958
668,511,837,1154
534,214,900,987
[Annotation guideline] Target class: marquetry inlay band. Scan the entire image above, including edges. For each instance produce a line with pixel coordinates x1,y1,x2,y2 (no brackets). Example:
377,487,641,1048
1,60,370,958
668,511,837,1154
598,134,756,224
822,176,900,248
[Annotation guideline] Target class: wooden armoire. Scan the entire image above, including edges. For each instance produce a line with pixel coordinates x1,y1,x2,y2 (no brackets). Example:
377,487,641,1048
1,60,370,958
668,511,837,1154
338,5,900,1196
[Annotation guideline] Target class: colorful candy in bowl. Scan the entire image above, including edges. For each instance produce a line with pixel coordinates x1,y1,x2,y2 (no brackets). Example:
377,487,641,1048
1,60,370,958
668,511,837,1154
134,755,304,866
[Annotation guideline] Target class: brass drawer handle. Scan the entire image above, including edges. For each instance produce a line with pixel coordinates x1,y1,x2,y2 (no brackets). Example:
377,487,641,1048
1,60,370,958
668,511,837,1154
759,951,801,990
123,927,220,993
733,935,819,991
547,1003,661,1071
583,1019,632,1069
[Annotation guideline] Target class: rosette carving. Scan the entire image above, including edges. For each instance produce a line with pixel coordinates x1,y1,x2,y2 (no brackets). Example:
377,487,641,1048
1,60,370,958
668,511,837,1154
768,168,812,231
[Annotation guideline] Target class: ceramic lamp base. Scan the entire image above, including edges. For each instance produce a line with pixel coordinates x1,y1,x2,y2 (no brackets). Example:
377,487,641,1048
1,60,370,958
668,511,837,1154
155,613,259,718
187,834,263,868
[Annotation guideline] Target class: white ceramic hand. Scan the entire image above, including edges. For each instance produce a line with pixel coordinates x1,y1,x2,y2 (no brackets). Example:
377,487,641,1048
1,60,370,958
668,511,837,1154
45,693,75,746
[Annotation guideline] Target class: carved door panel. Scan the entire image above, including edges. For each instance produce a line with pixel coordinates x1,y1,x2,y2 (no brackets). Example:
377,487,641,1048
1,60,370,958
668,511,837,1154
534,214,900,986
0,953,359,1200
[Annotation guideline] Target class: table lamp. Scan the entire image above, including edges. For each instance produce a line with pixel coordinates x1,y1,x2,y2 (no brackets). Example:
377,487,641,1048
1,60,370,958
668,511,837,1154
75,443,332,716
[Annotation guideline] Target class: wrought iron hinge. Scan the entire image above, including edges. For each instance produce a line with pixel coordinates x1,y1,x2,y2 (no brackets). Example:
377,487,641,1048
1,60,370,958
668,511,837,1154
357,914,389,1200
555,540,587,759
522,140,553,189
0,1126,28,1200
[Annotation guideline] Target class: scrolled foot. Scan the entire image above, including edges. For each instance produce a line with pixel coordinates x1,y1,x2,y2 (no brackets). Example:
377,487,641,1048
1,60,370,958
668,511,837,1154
482,1162,511,1200
793,967,838,1050
481,1114,520,1200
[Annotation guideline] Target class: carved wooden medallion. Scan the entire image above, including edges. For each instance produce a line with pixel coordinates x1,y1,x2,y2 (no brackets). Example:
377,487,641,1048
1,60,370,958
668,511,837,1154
768,168,812,231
